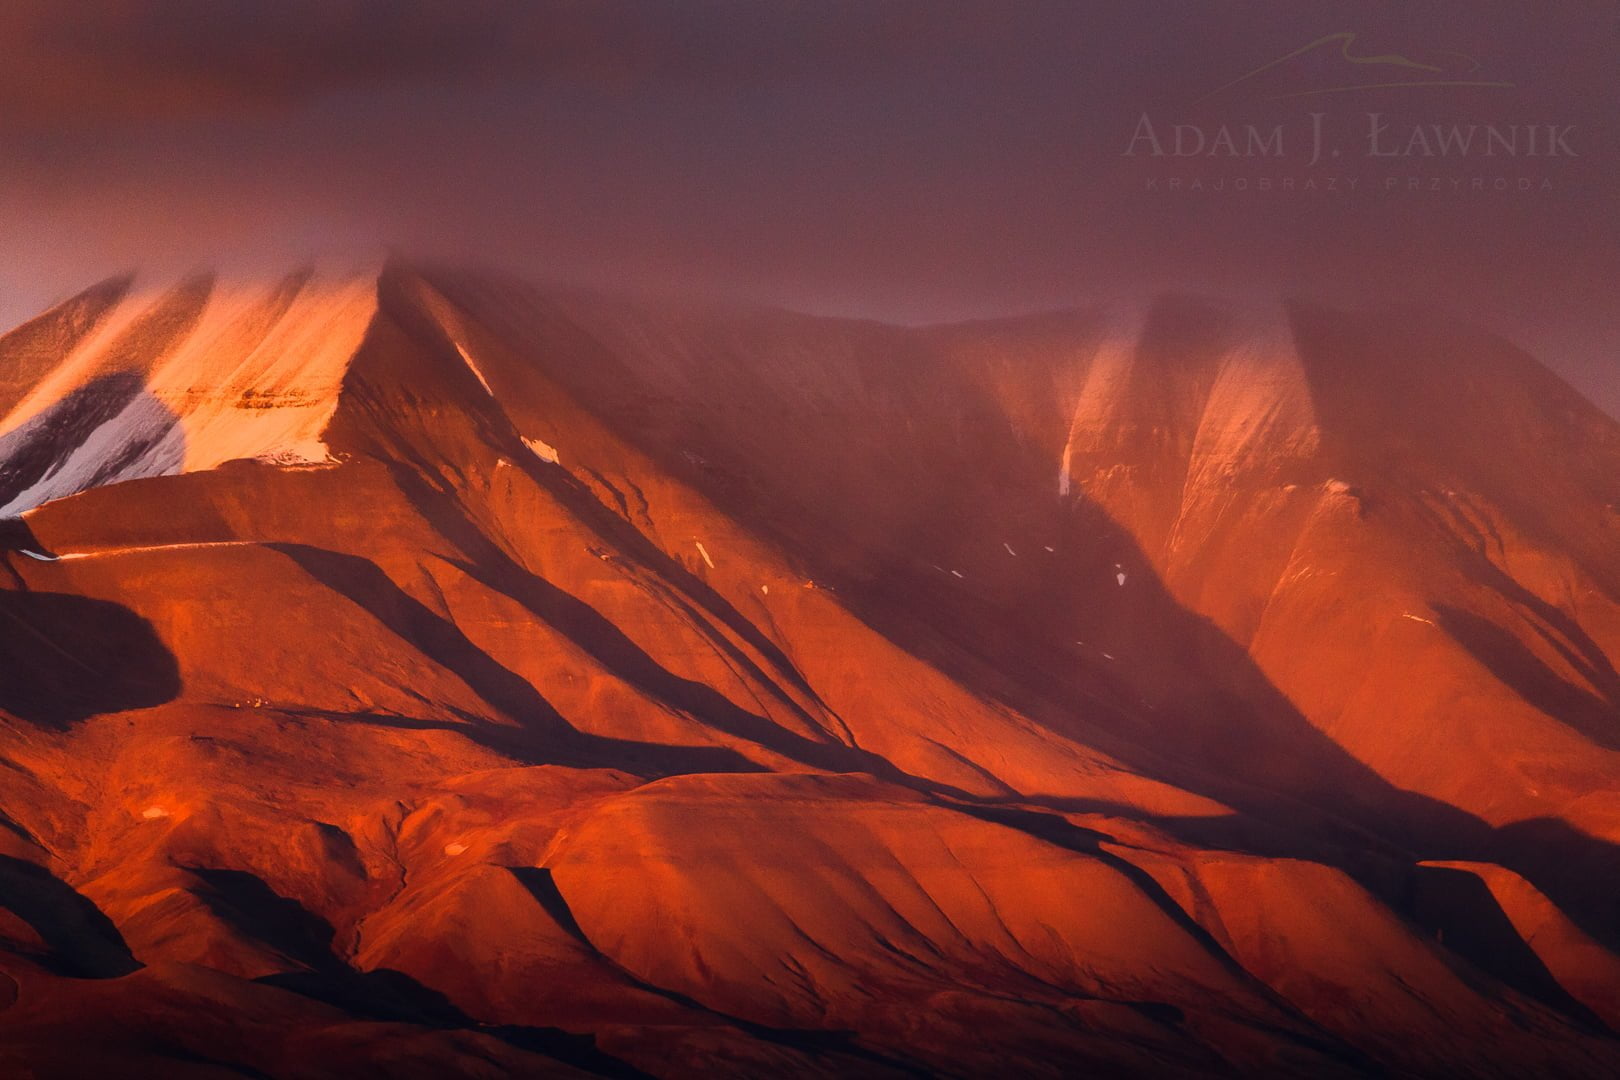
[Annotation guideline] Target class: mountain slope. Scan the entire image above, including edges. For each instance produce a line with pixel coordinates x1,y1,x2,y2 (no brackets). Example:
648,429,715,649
1,265,1619,1077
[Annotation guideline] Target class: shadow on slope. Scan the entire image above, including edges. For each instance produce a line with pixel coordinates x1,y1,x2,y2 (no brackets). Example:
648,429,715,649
269,542,766,778
0,855,140,977
0,274,133,418
1435,604,1620,753
0,589,180,729
782,461,1620,973
0,371,187,516
331,270,985,786
185,865,653,1078
508,866,933,1078
1408,486,1620,754
1410,863,1606,1030
386,456,1018,802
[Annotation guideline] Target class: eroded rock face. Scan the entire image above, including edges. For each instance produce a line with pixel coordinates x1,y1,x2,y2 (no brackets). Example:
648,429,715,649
2,265,1619,1077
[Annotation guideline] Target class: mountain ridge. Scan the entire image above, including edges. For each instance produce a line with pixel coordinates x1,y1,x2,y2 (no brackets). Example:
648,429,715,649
2,263,1620,1076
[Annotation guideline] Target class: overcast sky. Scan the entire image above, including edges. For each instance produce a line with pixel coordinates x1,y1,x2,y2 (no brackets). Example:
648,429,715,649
1,2,1614,409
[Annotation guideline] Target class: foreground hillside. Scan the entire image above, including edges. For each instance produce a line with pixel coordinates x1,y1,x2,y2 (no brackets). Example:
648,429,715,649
2,265,1619,1077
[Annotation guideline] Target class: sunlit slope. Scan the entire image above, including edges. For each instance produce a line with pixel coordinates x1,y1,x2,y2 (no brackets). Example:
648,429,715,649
0,270,374,515
1,265,1619,1077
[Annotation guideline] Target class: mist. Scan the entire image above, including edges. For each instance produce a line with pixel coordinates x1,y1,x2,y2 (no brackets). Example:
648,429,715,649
1,1,1613,408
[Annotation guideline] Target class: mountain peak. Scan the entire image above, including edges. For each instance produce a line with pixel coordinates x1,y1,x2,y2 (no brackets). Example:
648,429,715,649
5,265,1612,528
0,267,382,514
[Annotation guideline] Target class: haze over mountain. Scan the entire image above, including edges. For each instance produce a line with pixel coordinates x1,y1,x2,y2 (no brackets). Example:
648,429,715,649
3,264,1620,1077
2,3,1614,414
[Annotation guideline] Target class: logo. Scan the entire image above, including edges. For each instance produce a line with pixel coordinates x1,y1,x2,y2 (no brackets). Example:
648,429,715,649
1122,30,1573,195
1195,31,1514,105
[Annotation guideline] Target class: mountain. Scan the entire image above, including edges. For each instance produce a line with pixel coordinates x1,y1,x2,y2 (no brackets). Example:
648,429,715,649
2,263,1619,1078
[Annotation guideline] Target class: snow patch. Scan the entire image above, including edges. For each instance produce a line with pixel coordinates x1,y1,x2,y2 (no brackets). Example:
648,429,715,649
695,541,715,568
253,441,334,467
0,390,185,516
1003,542,1017,557
140,806,169,820
53,539,261,562
454,344,495,397
443,842,468,856
522,435,560,465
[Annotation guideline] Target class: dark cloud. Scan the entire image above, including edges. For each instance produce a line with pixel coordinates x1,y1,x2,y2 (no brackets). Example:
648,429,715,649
0,2,1613,409
0,1,1040,125
0,0,627,122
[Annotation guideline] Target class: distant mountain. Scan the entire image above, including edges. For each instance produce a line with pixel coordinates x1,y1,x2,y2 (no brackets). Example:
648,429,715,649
2,263,1618,1077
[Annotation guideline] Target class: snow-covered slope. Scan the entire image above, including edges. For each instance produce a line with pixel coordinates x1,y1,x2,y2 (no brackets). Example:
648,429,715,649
0,269,373,514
